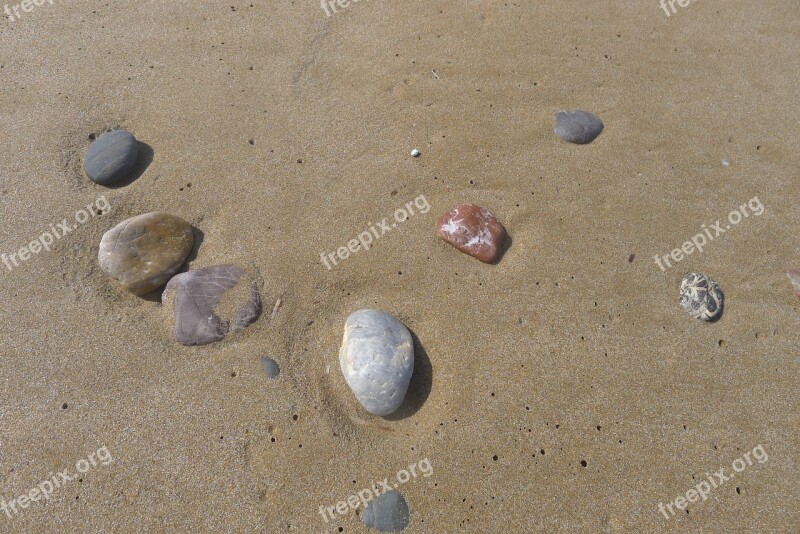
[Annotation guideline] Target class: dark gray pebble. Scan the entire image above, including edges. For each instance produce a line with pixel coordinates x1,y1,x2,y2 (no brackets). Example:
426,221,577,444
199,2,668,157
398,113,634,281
554,110,604,144
362,490,409,532
84,130,139,185
261,357,280,378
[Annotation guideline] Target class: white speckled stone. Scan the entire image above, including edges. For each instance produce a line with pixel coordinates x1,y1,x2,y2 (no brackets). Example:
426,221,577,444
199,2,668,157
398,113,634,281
339,310,414,416
679,272,723,321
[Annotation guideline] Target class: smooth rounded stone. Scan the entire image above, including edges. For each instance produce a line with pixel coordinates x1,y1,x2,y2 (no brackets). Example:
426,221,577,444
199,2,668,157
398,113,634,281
437,203,506,263
787,269,800,298
162,265,262,346
362,490,410,532
554,110,604,144
261,357,280,378
679,272,724,321
339,310,414,416
84,130,139,185
98,212,193,295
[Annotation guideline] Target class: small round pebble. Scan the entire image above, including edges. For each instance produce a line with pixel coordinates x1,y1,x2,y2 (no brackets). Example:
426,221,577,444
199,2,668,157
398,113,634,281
84,130,139,185
679,272,724,321
362,490,410,532
261,357,280,378
554,110,604,144
410,148,421,158
98,212,193,295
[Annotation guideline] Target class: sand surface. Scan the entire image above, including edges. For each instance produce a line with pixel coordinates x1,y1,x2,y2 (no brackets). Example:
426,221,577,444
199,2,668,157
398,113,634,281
1,0,799,532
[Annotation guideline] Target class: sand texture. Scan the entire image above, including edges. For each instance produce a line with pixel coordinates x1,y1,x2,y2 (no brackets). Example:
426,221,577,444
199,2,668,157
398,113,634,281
1,0,799,532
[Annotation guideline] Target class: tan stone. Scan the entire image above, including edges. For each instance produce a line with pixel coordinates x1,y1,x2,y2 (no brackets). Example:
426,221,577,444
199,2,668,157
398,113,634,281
98,212,194,295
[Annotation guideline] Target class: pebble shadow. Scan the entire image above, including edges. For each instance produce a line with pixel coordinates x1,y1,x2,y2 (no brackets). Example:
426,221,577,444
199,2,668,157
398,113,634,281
492,231,512,264
384,328,432,421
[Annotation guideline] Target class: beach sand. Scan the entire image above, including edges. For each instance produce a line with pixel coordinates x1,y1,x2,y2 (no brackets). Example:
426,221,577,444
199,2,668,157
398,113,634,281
1,0,798,531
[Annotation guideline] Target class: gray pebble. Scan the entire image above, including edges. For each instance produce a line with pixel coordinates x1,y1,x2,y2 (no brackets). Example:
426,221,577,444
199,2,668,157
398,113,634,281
84,130,139,185
554,110,604,144
679,272,724,321
362,490,410,532
339,309,414,416
261,357,280,378
162,265,262,346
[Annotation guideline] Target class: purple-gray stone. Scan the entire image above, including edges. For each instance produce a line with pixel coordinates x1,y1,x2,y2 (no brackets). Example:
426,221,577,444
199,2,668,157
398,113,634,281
362,490,410,532
554,110,604,144
162,265,262,346
84,130,139,185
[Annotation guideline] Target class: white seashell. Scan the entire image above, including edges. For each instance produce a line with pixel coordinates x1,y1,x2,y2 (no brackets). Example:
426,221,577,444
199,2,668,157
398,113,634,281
679,272,724,321
339,309,414,416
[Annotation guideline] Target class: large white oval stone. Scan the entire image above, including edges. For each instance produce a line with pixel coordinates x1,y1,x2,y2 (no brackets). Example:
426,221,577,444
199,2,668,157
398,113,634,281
339,309,414,416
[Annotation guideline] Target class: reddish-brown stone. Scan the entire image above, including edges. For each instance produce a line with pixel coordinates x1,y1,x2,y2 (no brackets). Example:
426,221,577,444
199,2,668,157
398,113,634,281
437,204,506,263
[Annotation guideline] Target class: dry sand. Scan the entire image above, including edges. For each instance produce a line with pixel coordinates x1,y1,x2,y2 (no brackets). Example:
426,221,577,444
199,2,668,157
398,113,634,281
1,0,799,532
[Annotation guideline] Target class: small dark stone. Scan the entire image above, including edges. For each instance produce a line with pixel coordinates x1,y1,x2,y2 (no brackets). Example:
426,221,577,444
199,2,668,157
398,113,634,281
261,357,280,378
362,491,410,532
554,110,604,144
84,130,139,185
